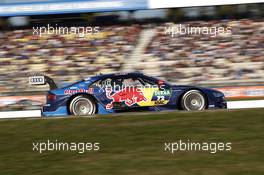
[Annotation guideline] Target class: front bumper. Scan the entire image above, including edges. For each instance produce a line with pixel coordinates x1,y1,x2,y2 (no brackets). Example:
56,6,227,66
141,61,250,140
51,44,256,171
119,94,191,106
208,96,227,109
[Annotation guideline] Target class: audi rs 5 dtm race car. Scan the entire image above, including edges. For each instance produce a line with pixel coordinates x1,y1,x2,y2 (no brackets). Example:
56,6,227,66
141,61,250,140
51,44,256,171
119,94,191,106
29,72,227,117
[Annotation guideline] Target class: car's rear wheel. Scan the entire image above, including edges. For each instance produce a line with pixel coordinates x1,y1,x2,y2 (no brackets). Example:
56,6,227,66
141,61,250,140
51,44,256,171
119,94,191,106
69,95,96,116
181,90,206,111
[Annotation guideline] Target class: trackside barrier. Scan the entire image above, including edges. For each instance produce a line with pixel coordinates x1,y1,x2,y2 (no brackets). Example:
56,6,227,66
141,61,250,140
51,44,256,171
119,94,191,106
1,86,264,108
215,86,264,99
148,0,263,9
0,100,263,119
0,95,45,107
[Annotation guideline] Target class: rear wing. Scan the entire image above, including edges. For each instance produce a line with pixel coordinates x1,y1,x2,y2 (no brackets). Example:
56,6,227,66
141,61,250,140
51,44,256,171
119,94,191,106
29,76,58,90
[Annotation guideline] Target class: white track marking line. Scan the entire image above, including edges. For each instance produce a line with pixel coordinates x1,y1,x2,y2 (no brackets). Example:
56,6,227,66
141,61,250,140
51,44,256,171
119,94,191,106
0,110,41,119
227,100,264,109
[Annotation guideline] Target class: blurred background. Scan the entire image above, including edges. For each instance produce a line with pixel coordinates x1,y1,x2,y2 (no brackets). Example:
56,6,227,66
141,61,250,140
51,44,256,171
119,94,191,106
0,1,263,111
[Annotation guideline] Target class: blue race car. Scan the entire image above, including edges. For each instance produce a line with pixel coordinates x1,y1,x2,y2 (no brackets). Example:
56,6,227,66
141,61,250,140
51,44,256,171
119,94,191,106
29,72,227,117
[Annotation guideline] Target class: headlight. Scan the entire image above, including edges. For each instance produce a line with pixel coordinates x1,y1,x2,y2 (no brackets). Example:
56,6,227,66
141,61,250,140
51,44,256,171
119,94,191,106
213,92,224,98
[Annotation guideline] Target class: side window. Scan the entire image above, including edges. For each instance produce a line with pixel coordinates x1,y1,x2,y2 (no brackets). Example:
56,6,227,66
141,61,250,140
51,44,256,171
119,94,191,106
111,78,124,88
141,78,158,88
141,78,169,90
91,78,112,88
123,78,143,87
91,77,125,90
101,78,113,87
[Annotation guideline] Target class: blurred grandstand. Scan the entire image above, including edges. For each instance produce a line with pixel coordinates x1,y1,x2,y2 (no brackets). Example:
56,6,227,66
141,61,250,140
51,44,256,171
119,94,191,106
140,19,264,85
0,25,141,93
0,3,263,110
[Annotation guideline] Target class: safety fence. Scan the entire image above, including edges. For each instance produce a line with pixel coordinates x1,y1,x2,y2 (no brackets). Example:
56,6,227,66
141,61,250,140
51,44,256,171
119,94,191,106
0,86,264,110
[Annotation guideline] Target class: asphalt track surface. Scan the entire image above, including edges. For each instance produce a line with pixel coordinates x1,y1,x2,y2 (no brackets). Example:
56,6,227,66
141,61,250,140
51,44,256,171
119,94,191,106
0,100,264,120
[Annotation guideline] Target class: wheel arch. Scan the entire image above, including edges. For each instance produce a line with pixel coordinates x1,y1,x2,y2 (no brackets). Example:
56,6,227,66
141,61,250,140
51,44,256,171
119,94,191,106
177,88,209,110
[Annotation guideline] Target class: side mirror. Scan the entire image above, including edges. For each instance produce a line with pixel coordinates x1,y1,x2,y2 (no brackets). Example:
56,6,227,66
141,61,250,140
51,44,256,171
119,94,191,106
158,80,165,90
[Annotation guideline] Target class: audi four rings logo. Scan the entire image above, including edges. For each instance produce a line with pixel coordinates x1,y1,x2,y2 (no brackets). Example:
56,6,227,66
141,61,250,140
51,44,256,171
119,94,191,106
29,76,45,85
30,78,43,83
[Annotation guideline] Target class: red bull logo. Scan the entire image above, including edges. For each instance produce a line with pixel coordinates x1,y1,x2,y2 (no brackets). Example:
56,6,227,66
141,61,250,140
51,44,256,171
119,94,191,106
106,87,147,109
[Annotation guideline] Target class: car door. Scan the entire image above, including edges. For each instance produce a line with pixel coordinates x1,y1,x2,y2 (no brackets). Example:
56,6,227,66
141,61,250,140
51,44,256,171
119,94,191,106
137,78,172,107
90,76,147,109
105,76,148,109
91,76,171,109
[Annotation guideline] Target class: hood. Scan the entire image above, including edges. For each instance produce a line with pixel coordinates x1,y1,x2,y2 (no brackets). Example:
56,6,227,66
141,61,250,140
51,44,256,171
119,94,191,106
170,85,198,90
170,85,224,96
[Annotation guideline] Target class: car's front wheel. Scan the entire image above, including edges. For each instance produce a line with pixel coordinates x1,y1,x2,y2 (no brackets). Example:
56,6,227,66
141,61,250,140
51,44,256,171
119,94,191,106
181,90,206,111
69,95,96,116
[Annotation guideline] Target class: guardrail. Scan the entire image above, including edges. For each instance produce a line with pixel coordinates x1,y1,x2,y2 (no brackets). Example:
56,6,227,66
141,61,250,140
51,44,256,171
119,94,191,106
1,86,264,109
0,100,263,119
216,86,264,99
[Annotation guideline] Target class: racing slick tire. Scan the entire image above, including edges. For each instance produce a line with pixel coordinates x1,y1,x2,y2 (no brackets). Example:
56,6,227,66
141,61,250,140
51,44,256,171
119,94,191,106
69,95,96,116
181,90,206,111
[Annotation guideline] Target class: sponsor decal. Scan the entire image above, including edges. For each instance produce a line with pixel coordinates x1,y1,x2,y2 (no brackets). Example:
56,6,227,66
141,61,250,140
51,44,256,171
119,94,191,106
105,87,147,109
87,88,94,94
64,88,94,95
216,86,264,98
154,99,166,105
152,90,171,105
154,90,171,96
245,89,264,96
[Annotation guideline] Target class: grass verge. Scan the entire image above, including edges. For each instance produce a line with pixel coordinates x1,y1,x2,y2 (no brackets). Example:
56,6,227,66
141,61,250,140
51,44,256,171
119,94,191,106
0,109,263,175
